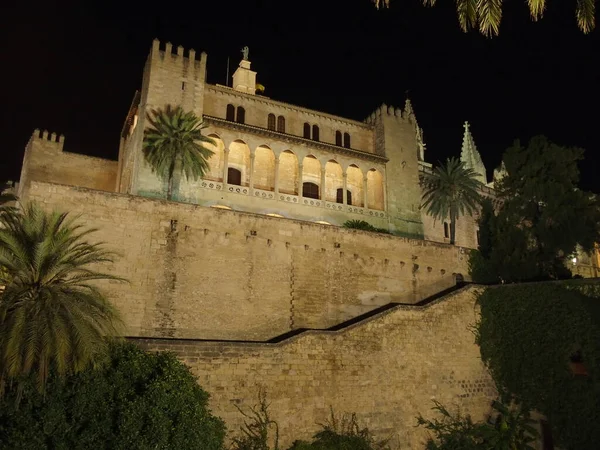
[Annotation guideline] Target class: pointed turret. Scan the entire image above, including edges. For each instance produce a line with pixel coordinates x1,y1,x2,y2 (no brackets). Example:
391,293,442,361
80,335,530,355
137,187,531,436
403,98,426,161
460,121,487,184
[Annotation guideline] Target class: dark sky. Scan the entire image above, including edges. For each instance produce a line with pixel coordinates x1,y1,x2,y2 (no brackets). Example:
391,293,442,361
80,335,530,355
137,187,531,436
2,0,599,191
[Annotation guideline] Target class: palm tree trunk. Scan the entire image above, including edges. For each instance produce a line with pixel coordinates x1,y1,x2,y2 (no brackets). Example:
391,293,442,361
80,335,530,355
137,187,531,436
166,158,183,201
450,210,456,245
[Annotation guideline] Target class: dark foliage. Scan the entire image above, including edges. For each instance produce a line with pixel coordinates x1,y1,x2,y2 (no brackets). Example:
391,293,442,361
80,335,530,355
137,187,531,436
470,136,600,283
475,283,600,449
287,409,389,450
343,220,390,234
0,341,225,450
416,400,537,450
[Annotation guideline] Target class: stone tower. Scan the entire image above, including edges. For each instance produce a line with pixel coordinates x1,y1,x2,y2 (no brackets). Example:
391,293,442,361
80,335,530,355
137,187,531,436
460,121,487,184
117,40,209,198
370,100,424,237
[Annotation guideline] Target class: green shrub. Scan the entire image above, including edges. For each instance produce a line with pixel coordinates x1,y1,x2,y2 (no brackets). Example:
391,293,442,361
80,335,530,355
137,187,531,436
417,400,537,450
0,341,225,450
287,409,389,450
476,283,600,449
343,220,390,234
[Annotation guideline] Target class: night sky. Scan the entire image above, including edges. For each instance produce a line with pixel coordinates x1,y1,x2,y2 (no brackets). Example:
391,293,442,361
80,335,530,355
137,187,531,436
2,0,599,191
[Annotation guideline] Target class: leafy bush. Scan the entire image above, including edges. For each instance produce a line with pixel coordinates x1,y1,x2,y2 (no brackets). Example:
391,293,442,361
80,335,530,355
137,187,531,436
417,400,537,450
287,409,389,450
343,220,390,234
0,341,225,450
476,283,600,449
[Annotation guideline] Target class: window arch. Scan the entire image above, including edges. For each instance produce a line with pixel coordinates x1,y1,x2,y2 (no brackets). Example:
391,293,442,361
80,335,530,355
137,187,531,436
312,124,320,141
226,104,235,121
236,106,245,124
343,132,351,148
335,131,342,146
303,123,311,138
267,113,276,130
277,115,285,133
303,182,319,199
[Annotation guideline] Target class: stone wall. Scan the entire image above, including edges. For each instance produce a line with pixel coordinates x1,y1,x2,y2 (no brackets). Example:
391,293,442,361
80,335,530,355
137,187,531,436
25,181,471,341
18,130,117,198
135,284,496,450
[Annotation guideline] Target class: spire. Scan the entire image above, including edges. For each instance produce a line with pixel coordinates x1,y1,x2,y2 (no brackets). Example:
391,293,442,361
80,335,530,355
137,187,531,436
460,121,487,184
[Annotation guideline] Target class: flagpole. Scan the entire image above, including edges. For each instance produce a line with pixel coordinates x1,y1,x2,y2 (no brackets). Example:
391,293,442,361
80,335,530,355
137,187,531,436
226,57,230,87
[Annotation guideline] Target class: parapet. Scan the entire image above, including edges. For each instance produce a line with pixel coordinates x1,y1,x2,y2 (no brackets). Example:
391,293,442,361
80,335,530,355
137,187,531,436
27,129,65,152
149,38,207,72
364,100,415,125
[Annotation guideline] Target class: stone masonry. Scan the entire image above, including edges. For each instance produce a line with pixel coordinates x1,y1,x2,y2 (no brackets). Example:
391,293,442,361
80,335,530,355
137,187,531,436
135,284,497,449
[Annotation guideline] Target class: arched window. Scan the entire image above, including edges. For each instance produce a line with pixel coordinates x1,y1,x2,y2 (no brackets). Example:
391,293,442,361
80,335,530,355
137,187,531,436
267,113,276,130
343,132,351,149
236,106,245,124
335,131,342,146
228,168,242,186
312,125,320,141
226,104,235,121
336,188,352,205
277,115,285,133
302,182,319,199
303,123,311,138
443,222,449,239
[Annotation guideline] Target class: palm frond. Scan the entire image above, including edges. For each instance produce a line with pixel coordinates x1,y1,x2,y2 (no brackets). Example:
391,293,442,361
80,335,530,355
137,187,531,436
576,0,596,33
143,105,215,183
421,157,482,243
456,0,479,32
527,0,546,21
476,0,503,36
0,202,124,396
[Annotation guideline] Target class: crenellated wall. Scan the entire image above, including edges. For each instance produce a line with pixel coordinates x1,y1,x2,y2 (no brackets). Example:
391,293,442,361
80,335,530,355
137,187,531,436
24,181,472,341
17,129,118,199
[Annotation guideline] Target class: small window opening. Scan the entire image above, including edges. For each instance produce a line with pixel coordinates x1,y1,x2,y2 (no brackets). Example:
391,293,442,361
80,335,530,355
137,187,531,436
336,188,352,205
226,104,235,121
227,168,242,186
343,132,350,148
181,81,186,90
312,125,320,142
302,182,319,199
277,115,285,133
236,107,245,124
267,113,276,130
570,350,588,376
335,131,342,146
303,123,311,138
443,222,449,239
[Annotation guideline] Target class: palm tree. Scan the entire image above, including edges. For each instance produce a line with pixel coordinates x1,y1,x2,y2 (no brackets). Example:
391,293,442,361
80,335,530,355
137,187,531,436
143,105,215,201
373,0,595,37
421,157,482,245
0,203,123,397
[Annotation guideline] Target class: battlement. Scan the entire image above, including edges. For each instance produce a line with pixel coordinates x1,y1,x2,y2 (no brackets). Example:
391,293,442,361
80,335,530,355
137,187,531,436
364,100,416,125
28,129,65,152
150,38,207,69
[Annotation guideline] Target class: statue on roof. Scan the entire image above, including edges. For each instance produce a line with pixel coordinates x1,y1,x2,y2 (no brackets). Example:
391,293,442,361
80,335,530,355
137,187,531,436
241,46,249,61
